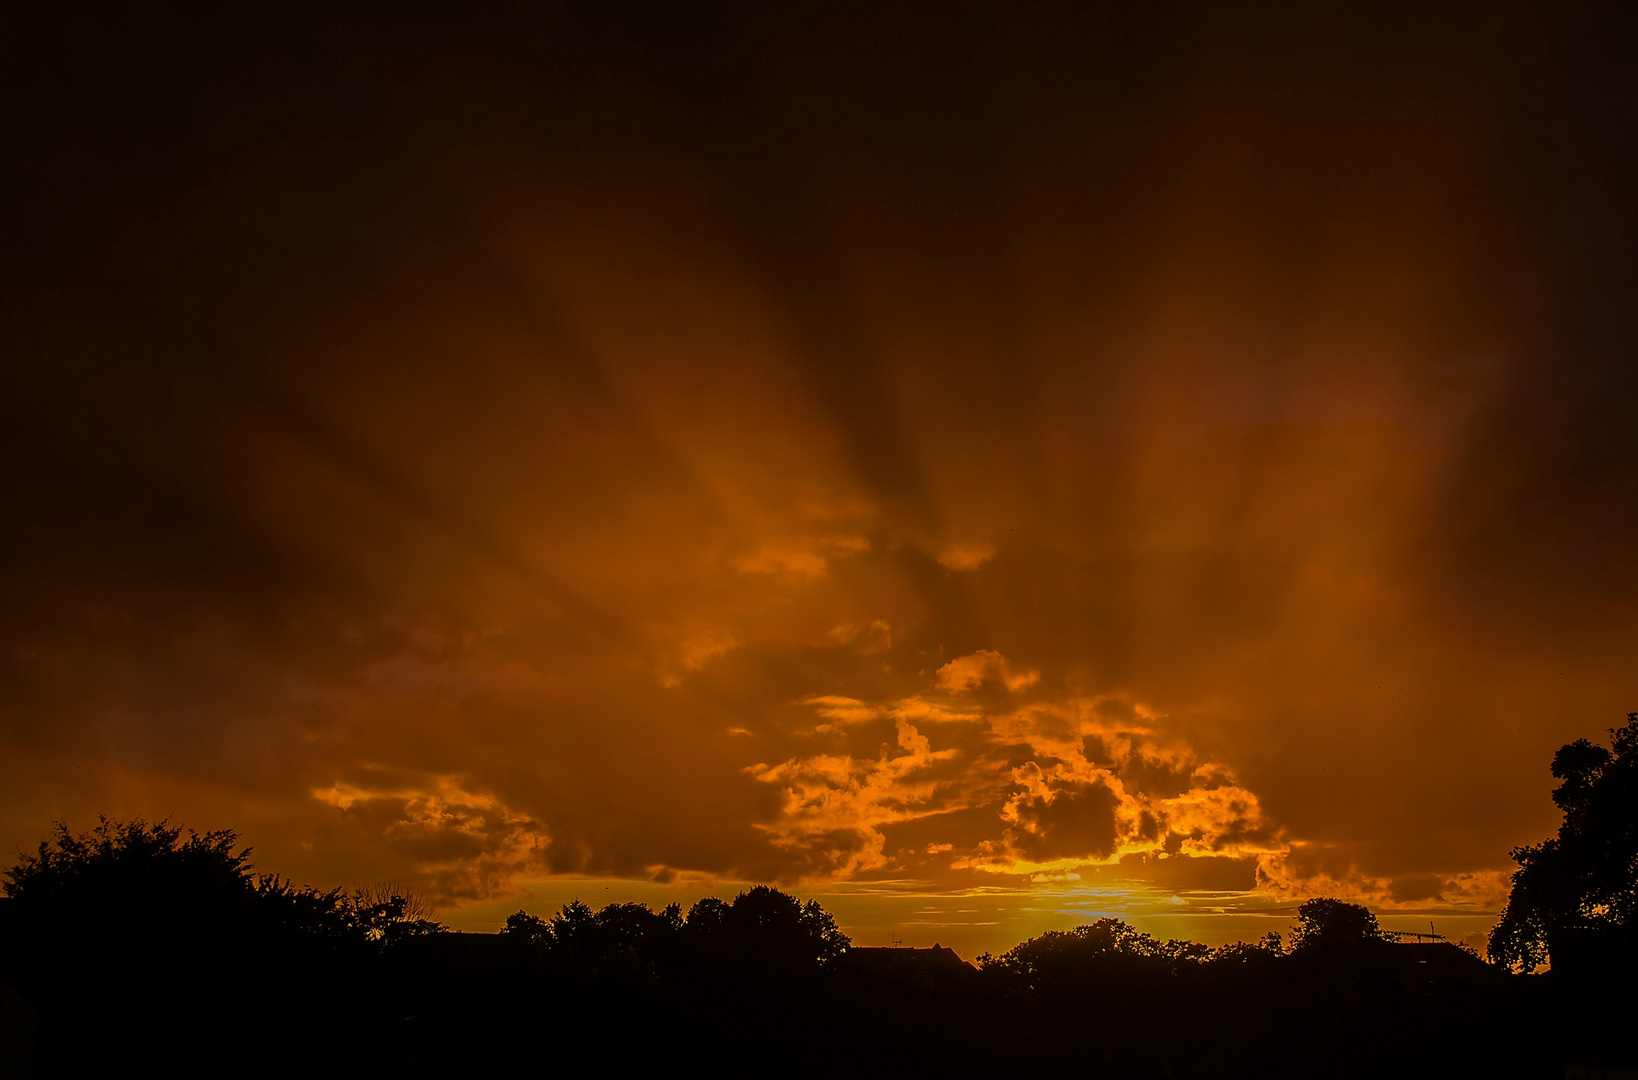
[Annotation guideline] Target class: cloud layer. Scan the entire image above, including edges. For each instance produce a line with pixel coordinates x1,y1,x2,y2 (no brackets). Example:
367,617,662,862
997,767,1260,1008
3,5,1636,948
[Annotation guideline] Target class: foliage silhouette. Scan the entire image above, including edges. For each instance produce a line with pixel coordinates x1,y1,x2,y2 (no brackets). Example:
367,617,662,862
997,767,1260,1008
0,811,1620,1078
497,884,848,986
1490,712,1638,974
4,817,443,953
0,817,443,1077
1207,931,1287,966
1288,897,1385,953
977,916,1215,993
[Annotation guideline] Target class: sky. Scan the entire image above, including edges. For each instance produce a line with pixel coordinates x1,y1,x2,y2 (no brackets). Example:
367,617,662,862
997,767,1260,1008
4,3,1636,957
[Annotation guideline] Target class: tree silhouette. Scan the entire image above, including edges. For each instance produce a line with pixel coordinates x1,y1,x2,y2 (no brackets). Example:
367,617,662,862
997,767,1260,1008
497,886,847,983
1207,931,1286,966
0,816,1546,1076
4,816,251,916
352,881,444,943
1489,713,1638,974
684,895,731,936
1288,898,1384,953
799,897,851,964
1,818,437,1073
716,885,851,969
4,816,273,989
977,917,1212,993
4,816,446,962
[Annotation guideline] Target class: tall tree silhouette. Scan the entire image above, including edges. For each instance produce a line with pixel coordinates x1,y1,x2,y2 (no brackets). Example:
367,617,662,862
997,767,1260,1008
1490,713,1638,973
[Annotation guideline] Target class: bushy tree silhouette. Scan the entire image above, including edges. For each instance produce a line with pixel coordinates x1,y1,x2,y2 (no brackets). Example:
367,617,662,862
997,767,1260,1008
1207,931,1287,966
978,917,1214,993
684,894,731,936
5,817,252,926
4,817,443,953
1490,713,1638,974
714,885,850,969
1288,898,1384,953
499,885,848,982
0,817,444,1075
503,898,684,980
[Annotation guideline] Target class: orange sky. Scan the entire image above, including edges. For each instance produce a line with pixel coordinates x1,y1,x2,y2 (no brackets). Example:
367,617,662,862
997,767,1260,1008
4,5,1636,956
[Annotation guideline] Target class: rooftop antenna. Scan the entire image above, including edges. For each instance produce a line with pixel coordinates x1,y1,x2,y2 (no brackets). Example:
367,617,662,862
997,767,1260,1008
1382,929,1446,942
890,934,904,948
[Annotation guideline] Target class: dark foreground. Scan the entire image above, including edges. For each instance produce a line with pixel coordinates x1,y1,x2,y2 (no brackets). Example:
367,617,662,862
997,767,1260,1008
2,818,1635,1078
2,917,1633,1079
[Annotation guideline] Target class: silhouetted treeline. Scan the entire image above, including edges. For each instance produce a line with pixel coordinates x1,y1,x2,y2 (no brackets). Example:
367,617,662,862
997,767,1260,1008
497,888,848,982
3,715,1637,1078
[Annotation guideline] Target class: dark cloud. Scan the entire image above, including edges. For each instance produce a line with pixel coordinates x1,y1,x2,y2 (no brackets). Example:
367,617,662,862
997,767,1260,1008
1388,874,1447,904
1113,853,1260,895
1007,780,1121,863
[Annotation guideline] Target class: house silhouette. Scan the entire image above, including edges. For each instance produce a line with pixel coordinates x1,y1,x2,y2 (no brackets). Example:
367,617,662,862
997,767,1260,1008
840,944,980,990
